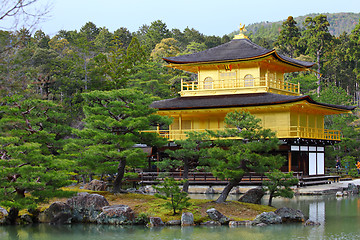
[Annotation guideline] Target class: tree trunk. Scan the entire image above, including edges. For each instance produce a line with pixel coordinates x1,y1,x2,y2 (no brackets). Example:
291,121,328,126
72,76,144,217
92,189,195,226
113,159,126,193
182,159,190,193
215,177,242,203
268,192,274,206
81,175,87,184
316,49,321,96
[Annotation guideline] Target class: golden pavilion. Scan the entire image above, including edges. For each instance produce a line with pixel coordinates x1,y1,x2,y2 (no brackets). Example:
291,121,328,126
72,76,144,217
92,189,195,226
150,27,355,176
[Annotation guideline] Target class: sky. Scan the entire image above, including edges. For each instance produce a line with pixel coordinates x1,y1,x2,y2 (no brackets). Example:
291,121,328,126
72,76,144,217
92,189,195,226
4,0,360,36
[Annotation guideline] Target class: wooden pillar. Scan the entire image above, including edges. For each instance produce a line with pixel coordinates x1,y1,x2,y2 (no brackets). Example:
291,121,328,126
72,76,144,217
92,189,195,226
288,150,292,172
179,114,182,139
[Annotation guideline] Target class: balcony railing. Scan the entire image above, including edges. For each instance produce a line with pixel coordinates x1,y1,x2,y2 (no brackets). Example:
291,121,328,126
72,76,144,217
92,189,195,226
143,126,341,141
181,77,300,95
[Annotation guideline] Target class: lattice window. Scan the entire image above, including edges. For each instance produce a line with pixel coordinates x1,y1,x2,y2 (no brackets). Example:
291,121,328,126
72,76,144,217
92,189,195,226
203,77,213,89
244,74,254,87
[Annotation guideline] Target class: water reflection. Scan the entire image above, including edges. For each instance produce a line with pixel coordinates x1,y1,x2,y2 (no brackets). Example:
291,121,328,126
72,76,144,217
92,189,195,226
2,196,360,240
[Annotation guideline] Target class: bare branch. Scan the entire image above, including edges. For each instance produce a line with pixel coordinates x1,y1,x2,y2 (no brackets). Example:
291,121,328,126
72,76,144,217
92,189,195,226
0,0,52,32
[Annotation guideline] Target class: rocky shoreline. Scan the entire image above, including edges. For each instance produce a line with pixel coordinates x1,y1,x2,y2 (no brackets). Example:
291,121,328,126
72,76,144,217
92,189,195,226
0,192,317,227
1,179,359,227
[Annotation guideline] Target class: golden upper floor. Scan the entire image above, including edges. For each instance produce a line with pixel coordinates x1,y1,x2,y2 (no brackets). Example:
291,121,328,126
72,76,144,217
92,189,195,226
163,38,314,97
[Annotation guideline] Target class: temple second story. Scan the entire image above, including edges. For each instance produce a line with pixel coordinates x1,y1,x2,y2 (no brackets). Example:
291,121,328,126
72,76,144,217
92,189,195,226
164,31,314,97
150,29,355,142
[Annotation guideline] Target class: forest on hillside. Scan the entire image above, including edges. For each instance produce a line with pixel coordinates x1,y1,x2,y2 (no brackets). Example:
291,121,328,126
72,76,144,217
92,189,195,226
230,12,360,41
1,6,360,210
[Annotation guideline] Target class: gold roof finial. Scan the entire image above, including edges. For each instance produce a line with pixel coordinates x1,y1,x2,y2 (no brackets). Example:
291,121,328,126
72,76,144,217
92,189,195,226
234,23,249,40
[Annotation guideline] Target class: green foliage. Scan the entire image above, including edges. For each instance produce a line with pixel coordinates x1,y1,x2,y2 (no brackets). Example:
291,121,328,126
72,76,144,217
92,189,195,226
158,131,211,192
0,96,74,211
181,41,207,55
203,111,284,203
68,89,171,192
263,170,299,206
153,178,191,215
341,156,356,173
287,72,318,95
274,16,301,57
134,212,150,225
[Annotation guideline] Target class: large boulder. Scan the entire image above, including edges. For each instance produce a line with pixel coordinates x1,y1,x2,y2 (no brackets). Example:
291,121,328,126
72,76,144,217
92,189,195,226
96,205,135,225
206,208,229,224
66,192,109,223
39,201,72,224
238,187,265,204
83,180,108,191
274,207,305,223
181,212,194,226
252,211,282,225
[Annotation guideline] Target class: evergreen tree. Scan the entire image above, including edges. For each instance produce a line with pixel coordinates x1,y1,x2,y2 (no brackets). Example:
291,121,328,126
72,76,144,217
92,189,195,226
0,96,73,211
203,111,284,203
274,16,301,57
78,89,170,192
263,170,299,206
301,15,333,95
157,131,210,193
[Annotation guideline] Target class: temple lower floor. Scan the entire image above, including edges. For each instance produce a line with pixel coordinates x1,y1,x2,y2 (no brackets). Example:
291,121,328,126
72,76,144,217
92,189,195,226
145,138,336,177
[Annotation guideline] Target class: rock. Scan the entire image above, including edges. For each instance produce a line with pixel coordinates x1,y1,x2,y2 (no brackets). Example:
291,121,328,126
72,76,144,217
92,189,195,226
181,212,194,226
205,186,216,194
39,201,72,224
166,220,181,225
4,207,19,225
206,208,229,224
238,187,265,204
336,191,344,197
83,180,108,191
96,205,135,225
304,219,321,226
347,183,359,194
256,223,268,227
201,221,221,226
66,192,109,223
252,212,282,225
20,214,33,224
51,213,73,224
147,217,165,227
274,207,305,223
229,220,252,227
0,207,8,224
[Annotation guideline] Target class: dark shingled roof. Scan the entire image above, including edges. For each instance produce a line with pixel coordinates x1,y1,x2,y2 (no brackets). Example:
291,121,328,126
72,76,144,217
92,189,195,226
163,39,314,68
150,93,355,111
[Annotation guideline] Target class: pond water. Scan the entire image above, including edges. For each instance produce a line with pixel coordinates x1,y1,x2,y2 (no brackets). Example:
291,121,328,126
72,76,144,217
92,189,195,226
1,195,360,240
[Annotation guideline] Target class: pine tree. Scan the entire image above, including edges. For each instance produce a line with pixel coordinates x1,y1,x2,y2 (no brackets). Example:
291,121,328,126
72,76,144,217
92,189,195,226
157,131,210,193
77,89,170,192
203,111,284,203
0,96,73,211
263,170,299,206
274,16,301,57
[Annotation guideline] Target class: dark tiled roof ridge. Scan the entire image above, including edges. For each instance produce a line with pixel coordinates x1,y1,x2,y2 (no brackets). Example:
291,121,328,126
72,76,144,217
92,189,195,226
151,93,355,111
163,38,314,68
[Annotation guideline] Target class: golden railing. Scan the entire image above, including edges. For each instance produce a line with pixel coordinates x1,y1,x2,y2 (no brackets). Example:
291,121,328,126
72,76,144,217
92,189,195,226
143,127,341,141
181,77,300,94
